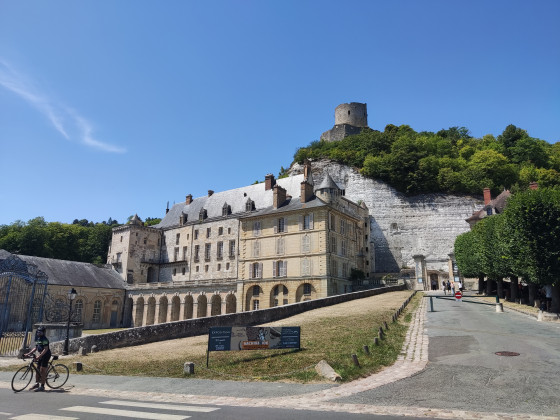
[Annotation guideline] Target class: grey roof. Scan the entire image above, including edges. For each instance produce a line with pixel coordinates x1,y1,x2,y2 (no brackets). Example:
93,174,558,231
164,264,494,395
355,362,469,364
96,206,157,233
157,174,305,229
0,250,126,290
316,173,341,191
466,190,511,223
242,195,326,218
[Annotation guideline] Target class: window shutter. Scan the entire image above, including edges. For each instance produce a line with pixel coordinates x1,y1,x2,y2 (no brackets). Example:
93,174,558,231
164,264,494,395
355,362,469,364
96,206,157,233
284,260,287,277
249,263,253,279
282,217,287,232
273,261,277,277
274,219,278,234
309,260,313,276
299,215,303,231
309,213,314,229
259,263,263,278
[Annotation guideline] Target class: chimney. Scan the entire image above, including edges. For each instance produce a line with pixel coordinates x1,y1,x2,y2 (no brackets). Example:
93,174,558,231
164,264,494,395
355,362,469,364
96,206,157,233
186,194,192,205
300,180,314,203
303,159,312,180
529,182,538,190
273,185,287,209
208,190,214,197
265,174,276,191
483,188,491,205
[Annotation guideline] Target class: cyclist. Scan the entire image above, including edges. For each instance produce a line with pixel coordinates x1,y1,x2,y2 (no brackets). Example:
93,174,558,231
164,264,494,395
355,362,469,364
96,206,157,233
24,326,51,392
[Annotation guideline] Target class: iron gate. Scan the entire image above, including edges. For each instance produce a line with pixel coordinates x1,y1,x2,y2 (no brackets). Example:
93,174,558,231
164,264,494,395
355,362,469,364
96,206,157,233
0,254,48,356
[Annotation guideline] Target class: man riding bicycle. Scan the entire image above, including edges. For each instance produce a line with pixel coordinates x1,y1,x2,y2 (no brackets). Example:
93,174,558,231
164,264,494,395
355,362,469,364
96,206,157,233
24,326,51,392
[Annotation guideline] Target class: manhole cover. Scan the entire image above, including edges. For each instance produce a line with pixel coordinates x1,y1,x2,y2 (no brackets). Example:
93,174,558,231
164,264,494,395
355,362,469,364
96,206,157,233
495,351,520,357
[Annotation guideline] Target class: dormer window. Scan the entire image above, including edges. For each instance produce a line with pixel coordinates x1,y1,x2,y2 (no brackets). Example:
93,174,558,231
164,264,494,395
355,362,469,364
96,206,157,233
245,199,255,212
486,207,492,216
199,208,207,221
222,202,231,216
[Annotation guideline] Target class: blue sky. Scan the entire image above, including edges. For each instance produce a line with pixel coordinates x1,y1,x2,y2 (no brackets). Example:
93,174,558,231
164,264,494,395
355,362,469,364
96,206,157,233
1,1,559,226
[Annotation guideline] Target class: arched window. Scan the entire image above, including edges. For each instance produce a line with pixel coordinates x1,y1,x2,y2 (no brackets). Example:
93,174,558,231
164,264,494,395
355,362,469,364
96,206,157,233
245,199,255,212
199,208,207,221
222,203,231,216
74,299,84,322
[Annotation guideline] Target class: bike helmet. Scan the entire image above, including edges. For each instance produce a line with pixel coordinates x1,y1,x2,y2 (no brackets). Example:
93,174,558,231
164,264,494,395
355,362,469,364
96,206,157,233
36,326,46,333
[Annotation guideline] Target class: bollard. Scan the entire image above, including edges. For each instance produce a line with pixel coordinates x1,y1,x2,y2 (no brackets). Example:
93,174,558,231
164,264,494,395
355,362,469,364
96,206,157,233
429,296,434,312
495,295,500,304
184,362,195,375
351,354,360,367
384,321,389,330
374,337,379,346
496,303,503,313
363,345,370,355
73,362,82,372
379,327,384,338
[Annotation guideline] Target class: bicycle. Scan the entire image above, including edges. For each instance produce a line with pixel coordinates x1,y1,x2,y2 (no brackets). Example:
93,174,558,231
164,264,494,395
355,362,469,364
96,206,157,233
11,355,69,392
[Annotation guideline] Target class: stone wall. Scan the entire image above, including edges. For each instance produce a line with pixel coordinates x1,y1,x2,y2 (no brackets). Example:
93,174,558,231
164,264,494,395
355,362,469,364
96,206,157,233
291,160,482,274
49,284,405,354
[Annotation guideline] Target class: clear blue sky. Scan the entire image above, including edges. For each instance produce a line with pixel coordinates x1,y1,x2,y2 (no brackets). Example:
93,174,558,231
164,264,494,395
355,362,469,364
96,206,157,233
1,1,559,226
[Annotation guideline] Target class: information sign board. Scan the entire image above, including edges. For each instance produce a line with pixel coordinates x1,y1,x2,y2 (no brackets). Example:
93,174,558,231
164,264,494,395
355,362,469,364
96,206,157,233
208,326,300,352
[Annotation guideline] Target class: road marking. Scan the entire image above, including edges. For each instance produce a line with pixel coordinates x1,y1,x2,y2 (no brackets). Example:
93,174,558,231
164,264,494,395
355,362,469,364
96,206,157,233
10,415,78,420
100,400,219,412
0,413,12,416
61,406,189,419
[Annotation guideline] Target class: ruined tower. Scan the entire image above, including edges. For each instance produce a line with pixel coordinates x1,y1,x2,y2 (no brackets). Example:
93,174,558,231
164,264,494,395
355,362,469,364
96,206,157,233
321,102,369,142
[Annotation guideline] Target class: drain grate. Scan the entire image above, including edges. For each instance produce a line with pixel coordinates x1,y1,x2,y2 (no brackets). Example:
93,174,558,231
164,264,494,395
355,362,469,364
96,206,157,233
495,351,520,357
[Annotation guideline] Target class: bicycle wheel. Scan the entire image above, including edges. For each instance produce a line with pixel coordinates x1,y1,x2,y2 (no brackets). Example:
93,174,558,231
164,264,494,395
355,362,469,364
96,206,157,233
46,363,69,389
11,366,33,392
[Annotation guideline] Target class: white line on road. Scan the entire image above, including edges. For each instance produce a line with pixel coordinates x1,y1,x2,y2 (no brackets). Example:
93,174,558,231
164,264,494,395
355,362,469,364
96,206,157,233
10,415,78,420
100,400,219,412
60,406,190,420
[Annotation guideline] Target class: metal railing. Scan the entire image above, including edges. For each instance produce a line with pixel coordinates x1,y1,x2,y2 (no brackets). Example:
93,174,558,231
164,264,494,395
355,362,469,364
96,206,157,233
0,332,32,357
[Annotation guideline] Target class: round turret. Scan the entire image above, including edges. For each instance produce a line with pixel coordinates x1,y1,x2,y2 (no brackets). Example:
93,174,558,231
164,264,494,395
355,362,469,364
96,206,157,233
334,103,368,127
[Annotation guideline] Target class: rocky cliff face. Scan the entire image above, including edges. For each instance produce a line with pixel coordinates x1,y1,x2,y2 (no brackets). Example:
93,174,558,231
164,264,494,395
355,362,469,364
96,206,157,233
291,160,482,273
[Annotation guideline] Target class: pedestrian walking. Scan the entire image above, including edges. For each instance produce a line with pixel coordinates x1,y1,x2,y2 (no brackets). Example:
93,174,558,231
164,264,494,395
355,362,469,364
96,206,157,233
446,280,451,295
442,280,447,295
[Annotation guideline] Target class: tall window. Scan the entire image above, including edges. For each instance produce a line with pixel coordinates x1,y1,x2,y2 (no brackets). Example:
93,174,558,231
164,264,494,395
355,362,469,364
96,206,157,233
301,213,314,230
194,245,200,262
276,237,285,255
253,221,261,236
176,233,180,245
252,285,260,296
229,240,236,257
302,234,311,253
194,230,199,240
92,300,102,323
205,243,211,261
330,237,337,253
253,300,260,310
182,246,188,260
273,260,287,277
217,241,223,259
206,228,211,238
330,214,336,230
252,240,260,257
218,227,223,235
301,258,311,276
75,299,83,322
331,260,338,277
250,263,262,279
303,283,312,295
341,240,347,256
276,217,286,233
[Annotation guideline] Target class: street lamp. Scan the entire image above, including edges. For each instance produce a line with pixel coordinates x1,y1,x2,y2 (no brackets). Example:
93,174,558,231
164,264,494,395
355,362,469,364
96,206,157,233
63,288,77,355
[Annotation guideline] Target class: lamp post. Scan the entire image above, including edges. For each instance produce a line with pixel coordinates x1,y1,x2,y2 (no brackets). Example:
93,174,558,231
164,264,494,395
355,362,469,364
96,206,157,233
63,288,77,356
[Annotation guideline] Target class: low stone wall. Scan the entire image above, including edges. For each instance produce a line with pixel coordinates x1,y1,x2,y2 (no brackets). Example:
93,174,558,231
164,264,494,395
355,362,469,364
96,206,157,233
50,285,405,354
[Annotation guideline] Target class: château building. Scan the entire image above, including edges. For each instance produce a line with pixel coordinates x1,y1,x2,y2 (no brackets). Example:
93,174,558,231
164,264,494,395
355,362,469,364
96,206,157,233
107,161,373,327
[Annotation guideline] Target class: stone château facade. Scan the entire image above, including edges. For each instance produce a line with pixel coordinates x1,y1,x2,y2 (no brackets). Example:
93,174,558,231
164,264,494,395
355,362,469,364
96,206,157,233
107,161,372,327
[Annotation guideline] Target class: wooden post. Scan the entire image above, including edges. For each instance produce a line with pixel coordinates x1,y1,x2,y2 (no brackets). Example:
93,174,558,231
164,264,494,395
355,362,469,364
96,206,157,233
351,354,360,367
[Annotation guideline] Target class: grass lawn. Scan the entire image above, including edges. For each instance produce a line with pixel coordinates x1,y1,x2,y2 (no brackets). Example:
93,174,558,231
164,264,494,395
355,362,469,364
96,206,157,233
1,290,419,383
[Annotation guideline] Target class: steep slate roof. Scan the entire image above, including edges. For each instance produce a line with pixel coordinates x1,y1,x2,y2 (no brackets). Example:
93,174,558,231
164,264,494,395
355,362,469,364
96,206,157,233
0,250,126,290
466,190,511,224
157,174,305,229
316,173,341,191
243,195,326,218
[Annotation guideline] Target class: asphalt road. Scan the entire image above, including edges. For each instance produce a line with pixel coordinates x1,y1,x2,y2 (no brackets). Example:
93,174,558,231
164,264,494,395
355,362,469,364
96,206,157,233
333,295,560,417
0,388,423,420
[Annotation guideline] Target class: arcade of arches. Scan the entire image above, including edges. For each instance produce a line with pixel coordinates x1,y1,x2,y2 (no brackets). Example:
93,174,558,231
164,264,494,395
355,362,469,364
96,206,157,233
130,291,237,327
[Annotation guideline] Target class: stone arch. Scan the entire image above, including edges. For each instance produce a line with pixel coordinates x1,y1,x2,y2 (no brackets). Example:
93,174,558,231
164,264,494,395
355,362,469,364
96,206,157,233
225,293,236,314
246,284,263,311
296,282,317,302
146,296,156,325
158,295,168,323
135,297,145,327
430,273,439,291
210,294,222,316
197,294,208,318
184,295,194,319
170,295,181,322
270,284,289,307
